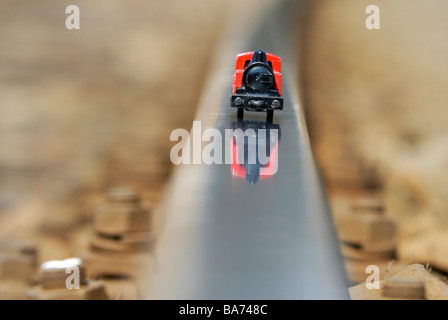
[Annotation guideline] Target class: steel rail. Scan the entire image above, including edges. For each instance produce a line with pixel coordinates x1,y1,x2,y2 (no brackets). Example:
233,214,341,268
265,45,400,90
147,0,349,299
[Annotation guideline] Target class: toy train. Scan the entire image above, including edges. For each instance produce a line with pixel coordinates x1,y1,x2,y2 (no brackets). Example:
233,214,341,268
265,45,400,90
230,50,283,119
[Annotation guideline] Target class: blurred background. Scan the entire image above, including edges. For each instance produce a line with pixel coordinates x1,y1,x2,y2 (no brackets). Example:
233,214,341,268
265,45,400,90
303,0,448,282
1,0,448,299
0,0,226,198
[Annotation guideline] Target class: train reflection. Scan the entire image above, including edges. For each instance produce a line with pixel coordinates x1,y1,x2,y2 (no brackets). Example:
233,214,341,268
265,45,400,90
229,119,281,184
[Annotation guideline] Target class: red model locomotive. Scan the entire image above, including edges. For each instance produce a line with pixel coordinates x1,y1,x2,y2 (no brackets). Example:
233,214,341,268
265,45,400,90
230,50,283,119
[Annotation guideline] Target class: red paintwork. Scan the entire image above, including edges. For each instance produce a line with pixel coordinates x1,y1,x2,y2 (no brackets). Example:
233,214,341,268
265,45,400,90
232,51,282,95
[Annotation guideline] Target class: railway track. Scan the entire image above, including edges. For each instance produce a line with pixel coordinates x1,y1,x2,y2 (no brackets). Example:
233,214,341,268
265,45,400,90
4,0,446,301
147,0,349,299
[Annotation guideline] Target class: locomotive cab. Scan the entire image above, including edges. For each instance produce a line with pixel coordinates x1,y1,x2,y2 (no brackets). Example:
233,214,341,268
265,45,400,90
230,50,283,119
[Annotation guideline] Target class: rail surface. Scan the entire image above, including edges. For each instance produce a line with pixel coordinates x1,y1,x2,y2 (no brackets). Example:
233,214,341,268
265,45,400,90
147,0,349,299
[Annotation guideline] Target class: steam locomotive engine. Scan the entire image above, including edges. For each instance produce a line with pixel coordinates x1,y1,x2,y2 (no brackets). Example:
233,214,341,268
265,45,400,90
230,50,283,119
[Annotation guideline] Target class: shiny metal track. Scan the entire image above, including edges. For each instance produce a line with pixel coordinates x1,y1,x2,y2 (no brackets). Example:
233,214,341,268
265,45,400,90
147,0,349,299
